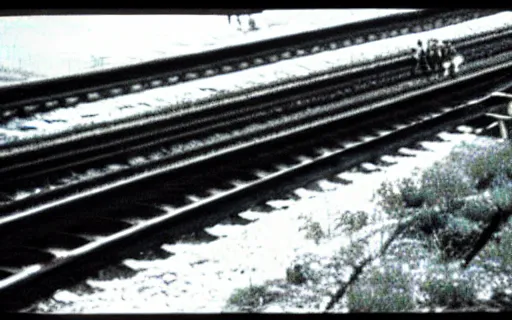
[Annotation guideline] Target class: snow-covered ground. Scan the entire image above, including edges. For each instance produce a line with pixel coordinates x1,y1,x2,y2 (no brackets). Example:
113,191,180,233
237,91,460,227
2,11,512,147
28,131,496,313
0,10,415,80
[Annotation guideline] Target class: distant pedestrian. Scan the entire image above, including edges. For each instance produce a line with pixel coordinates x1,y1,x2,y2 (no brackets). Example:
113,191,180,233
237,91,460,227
414,40,431,75
248,15,258,31
442,41,463,77
228,14,242,30
440,41,449,60
441,41,452,77
446,41,458,61
427,39,444,78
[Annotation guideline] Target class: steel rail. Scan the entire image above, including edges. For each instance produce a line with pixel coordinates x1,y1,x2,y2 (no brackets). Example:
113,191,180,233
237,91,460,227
1,22,509,156
1,26,510,186
0,9,497,121
0,41,508,236
0,47,510,237
0,67,510,312
0,43,508,221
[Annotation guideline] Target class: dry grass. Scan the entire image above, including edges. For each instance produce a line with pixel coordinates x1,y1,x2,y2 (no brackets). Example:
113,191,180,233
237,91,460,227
346,264,415,312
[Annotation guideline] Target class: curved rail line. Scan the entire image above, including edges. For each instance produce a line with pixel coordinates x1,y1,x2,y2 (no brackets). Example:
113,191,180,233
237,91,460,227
1,26,511,187
0,9,497,121
0,64,510,312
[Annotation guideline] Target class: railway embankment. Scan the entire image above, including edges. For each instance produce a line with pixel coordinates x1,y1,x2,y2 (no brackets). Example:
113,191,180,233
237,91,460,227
225,133,512,313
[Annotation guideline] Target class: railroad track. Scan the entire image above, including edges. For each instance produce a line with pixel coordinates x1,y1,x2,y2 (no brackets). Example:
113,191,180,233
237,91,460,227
0,42,511,311
0,9,497,122
0,27,509,227
1,25,511,188
0,29,509,227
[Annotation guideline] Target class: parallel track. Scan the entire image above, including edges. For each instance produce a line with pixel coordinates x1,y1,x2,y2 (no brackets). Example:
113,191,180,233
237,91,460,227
0,9,497,121
0,31,508,223
0,51,511,312
0,17,509,310
1,26,511,188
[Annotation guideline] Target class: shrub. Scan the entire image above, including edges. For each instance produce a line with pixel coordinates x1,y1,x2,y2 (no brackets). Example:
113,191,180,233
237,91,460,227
374,180,404,217
373,178,425,220
287,254,325,286
478,223,512,274
286,264,307,285
337,238,368,267
435,216,482,261
490,185,512,210
387,238,430,263
374,163,473,217
456,198,494,223
465,142,512,190
406,207,449,238
419,162,475,210
399,177,426,208
420,275,476,308
403,208,481,261
376,141,512,219
300,218,325,244
347,265,414,312
227,285,272,309
446,141,477,164
335,210,369,233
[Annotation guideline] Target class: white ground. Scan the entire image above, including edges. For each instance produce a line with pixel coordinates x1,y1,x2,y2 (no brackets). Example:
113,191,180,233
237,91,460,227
0,10,415,79
29,131,494,313
2,11,511,146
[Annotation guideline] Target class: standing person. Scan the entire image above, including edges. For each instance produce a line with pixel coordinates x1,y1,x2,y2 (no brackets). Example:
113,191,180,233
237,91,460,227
444,41,458,61
426,39,435,72
440,41,448,61
446,41,463,77
248,15,258,31
428,39,443,78
440,40,451,77
412,47,420,74
414,40,431,74
228,14,242,30
235,15,242,30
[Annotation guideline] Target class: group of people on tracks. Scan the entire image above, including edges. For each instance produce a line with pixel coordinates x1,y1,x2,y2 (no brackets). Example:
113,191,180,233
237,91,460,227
413,39,464,78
